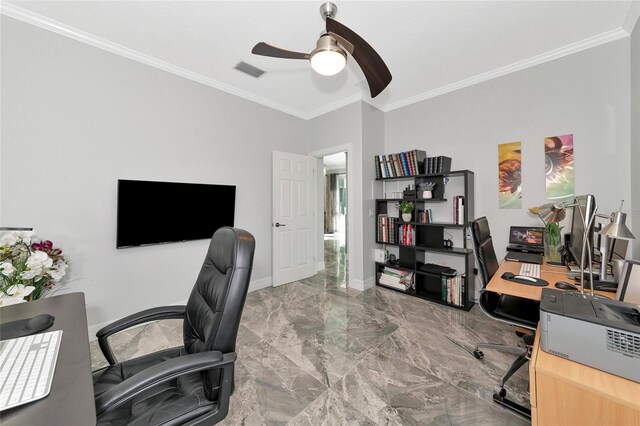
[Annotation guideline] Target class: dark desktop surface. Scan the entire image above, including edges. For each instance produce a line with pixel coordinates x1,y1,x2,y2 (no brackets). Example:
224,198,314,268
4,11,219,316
0,293,96,425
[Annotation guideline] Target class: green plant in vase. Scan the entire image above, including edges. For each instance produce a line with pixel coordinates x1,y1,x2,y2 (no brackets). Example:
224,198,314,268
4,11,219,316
398,201,414,222
530,206,563,264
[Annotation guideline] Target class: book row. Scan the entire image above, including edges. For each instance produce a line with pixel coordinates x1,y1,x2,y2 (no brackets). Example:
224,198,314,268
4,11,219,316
375,150,426,179
426,156,452,174
416,209,433,224
377,215,415,246
378,267,414,292
453,196,465,225
442,274,466,307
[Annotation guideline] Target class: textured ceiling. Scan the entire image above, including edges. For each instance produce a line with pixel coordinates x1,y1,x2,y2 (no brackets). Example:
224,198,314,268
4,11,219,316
3,1,638,119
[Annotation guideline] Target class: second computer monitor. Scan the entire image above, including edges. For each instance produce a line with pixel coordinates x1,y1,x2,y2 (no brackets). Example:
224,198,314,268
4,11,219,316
568,194,596,267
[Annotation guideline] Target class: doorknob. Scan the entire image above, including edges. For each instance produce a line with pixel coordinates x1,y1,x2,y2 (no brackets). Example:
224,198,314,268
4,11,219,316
274,222,287,227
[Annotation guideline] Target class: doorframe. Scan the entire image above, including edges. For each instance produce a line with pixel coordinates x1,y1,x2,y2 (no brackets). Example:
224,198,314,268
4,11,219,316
309,144,354,282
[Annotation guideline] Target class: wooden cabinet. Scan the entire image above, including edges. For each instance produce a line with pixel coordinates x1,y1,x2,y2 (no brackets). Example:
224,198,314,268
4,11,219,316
530,326,640,425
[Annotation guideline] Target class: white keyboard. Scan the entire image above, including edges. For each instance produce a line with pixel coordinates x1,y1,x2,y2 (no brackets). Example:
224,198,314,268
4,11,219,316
519,263,541,278
0,330,62,411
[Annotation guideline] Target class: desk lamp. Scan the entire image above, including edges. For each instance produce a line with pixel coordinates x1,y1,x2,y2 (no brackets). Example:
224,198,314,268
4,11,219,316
597,200,635,282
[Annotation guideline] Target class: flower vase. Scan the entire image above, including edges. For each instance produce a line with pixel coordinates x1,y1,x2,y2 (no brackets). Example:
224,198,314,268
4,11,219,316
543,232,562,264
402,213,412,222
422,190,433,199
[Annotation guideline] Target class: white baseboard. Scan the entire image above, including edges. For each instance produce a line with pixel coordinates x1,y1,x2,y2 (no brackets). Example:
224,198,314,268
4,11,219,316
87,276,273,341
350,276,375,292
317,262,325,271
248,276,272,292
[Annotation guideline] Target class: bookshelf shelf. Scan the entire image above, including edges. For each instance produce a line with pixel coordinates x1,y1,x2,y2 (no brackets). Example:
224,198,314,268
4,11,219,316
376,198,448,203
374,154,474,312
375,169,473,181
414,246,472,256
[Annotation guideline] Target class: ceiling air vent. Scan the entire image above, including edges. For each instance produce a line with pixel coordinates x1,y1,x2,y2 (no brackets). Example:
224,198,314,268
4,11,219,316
234,61,266,78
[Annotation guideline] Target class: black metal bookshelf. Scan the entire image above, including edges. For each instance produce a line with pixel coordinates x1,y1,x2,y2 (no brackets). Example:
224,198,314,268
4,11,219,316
375,168,475,311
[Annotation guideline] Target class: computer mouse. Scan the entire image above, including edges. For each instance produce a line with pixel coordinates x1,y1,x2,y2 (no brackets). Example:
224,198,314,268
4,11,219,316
25,314,54,332
555,281,578,291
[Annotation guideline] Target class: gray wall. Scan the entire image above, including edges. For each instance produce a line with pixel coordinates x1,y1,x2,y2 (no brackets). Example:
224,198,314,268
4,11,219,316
307,103,366,287
385,38,632,282
631,21,640,256
361,103,385,287
1,17,307,329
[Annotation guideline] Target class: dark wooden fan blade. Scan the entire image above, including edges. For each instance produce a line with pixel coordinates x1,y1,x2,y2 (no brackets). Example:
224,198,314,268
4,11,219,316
251,42,310,60
326,17,392,98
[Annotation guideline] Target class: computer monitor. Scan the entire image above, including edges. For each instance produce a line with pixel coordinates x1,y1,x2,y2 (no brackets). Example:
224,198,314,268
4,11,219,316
508,226,544,247
568,194,596,266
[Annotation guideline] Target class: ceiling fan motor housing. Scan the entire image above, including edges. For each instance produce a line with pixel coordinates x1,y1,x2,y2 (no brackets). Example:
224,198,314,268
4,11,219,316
310,35,347,75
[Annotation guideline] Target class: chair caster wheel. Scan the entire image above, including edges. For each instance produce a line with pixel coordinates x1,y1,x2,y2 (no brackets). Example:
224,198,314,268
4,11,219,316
473,350,484,360
498,388,507,398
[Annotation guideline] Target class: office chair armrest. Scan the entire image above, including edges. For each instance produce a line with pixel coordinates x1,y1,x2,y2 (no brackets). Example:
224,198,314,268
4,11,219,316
95,351,237,416
96,305,186,365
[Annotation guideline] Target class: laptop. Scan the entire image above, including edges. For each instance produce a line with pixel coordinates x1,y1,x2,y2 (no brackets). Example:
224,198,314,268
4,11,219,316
506,226,544,254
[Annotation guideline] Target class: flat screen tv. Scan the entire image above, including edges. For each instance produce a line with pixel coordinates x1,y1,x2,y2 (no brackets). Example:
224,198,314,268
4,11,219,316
117,179,235,248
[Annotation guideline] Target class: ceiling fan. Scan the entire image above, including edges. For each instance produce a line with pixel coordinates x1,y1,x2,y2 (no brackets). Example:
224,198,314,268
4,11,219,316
251,2,392,98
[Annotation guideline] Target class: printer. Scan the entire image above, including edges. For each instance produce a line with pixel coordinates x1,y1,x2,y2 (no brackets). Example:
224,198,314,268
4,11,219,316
540,288,640,383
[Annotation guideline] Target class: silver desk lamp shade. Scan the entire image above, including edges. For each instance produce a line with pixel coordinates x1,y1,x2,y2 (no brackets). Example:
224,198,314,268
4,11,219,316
597,201,635,282
599,211,635,240
538,203,566,223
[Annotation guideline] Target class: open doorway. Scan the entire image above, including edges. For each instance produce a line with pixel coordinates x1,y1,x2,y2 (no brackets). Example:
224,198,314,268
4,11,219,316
322,152,348,282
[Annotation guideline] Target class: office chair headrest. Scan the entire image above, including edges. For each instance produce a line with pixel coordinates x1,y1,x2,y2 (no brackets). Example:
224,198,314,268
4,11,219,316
472,216,491,244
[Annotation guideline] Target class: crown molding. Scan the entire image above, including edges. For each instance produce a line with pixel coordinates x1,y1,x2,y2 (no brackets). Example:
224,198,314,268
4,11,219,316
1,2,633,120
0,2,309,120
305,93,363,120
382,27,629,113
623,1,640,34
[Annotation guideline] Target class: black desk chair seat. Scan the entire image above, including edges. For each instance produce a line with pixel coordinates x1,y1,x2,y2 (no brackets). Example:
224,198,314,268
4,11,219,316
92,227,255,426
471,217,539,418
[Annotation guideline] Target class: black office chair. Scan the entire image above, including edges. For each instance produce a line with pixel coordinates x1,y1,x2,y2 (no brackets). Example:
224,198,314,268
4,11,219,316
92,227,255,425
470,217,539,417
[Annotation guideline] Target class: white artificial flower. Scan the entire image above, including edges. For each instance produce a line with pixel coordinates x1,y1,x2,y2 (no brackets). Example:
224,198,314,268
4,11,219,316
6,284,35,298
0,231,34,247
0,262,15,277
49,265,67,281
0,233,19,247
0,293,26,307
26,251,53,270
20,269,42,280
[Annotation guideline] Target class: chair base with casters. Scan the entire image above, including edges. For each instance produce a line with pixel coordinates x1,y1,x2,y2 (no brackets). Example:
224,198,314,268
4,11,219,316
473,290,539,418
92,227,256,426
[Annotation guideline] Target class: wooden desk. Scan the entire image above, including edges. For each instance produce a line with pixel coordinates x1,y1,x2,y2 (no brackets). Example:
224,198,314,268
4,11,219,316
486,260,611,301
485,261,640,425
530,326,640,426
0,293,96,425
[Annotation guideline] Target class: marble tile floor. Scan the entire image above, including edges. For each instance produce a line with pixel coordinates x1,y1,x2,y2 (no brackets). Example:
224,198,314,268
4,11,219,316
90,237,528,424
90,272,529,425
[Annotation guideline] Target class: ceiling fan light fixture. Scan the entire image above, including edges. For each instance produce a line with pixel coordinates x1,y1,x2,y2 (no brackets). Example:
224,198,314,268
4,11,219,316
310,35,346,76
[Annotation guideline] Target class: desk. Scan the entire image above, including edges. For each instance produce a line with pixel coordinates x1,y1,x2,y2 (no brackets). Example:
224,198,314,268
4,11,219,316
486,260,611,301
0,293,96,425
485,261,640,425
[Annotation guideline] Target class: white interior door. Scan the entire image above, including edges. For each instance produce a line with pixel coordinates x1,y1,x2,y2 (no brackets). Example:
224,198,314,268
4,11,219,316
272,151,315,286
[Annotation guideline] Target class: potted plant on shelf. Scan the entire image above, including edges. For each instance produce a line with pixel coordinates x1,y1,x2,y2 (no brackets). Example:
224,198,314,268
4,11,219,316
398,201,414,222
418,182,437,199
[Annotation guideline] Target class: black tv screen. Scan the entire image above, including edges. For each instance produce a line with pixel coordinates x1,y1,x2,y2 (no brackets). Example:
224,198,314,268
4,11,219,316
117,179,235,248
